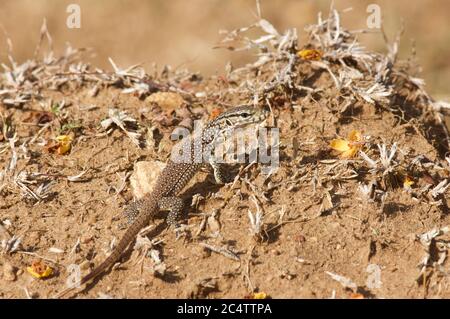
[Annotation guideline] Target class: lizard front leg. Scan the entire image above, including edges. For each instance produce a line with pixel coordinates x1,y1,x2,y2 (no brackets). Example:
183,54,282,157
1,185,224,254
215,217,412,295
209,157,232,184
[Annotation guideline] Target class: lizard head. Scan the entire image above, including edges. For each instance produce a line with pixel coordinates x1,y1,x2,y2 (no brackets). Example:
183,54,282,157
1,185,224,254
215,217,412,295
212,105,269,130
200,105,270,147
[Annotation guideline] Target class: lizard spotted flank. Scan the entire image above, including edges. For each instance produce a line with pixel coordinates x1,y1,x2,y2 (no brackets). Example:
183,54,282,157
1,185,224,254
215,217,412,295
55,105,269,298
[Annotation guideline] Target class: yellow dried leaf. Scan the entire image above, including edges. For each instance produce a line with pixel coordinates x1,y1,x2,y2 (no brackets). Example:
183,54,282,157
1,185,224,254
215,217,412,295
348,129,362,142
330,130,363,159
252,292,268,299
340,147,360,159
297,49,322,61
403,176,414,189
330,139,351,152
27,260,53,279
55,135,72,155
56,135,72,143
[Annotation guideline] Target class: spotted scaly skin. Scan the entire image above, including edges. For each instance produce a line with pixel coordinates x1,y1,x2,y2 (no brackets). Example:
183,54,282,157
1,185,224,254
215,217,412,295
55,105,268,298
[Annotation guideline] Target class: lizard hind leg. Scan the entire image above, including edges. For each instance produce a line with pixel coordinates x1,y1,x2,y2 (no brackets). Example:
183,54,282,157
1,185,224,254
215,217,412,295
158,196,184,227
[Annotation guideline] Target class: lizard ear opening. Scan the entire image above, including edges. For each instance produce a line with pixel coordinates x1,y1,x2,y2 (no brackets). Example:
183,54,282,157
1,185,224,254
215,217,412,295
225,119,233,126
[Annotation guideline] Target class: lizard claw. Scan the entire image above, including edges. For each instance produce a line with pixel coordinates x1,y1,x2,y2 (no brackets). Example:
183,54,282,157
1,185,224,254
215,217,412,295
174,224,189,240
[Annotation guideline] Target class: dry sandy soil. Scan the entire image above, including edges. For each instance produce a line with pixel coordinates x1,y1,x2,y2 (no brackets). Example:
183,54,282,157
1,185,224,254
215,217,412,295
1,5,450,299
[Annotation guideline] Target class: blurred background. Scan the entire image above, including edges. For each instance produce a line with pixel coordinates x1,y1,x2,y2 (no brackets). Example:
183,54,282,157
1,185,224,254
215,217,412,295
0,0,448,97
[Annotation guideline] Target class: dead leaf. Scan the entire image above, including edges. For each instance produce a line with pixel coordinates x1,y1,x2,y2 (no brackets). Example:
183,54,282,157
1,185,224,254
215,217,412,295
298,49,322,61
330,130,364,159
244,292,269,299
349,292,364,299
26,260,53,279
46,135,72,155
210,108,222,120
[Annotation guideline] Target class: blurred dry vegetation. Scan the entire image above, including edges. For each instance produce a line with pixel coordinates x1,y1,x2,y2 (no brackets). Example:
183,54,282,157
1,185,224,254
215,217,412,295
0,0,449,97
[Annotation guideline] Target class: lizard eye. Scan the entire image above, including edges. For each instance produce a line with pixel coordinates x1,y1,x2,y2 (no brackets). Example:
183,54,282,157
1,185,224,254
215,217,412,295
241,112,250,118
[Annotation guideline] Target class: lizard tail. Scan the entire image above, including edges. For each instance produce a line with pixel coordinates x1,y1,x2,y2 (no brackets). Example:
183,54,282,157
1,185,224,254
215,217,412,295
80,201,158,285
54,199,158,298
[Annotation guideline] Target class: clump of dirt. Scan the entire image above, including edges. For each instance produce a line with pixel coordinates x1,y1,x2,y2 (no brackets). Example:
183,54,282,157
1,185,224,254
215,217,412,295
1,8,450,299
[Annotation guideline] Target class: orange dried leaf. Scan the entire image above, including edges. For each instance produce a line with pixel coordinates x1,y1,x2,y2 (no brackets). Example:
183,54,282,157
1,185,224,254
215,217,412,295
55,135,72,155
350,292,364,299
403,176,414,189
298,49,322,61
27,260,53,279
348,129,362,142
210,108,222,120
243,291,269,299
340,147,360,159
45,142,58,154
23,111,54,125
330,130,363,159
330,139,351,152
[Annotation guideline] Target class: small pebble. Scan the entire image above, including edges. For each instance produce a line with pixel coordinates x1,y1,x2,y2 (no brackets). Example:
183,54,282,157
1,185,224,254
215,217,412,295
3,262,17,282
81,234,93,244
80,260,91,270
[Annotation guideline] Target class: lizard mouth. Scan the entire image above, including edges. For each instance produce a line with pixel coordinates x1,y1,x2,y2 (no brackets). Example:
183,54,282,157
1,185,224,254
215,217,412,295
252,107,270,124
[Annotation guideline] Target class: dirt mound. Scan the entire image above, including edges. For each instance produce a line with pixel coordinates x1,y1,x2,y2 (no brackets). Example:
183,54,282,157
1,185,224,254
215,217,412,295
1,8,450,298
